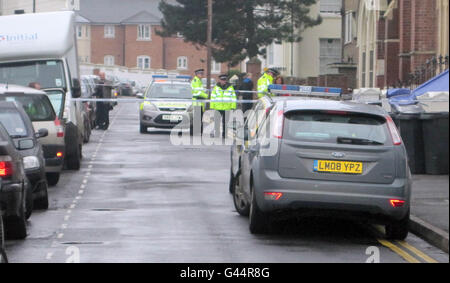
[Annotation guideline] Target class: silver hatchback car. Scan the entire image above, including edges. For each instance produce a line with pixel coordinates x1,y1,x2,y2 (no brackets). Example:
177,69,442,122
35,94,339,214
230,98,412,239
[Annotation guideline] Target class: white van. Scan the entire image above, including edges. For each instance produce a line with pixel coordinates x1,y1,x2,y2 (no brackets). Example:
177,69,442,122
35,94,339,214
0,11,84,170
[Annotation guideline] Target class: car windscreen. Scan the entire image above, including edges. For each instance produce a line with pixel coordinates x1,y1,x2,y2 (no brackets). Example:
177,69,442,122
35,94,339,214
0,60,66,89
0,109,28,138
284,111,388,145
2,95,56,122
147,84,192,99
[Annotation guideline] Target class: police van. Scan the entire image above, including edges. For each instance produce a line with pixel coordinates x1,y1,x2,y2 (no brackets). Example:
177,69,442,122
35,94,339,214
0,11,84,170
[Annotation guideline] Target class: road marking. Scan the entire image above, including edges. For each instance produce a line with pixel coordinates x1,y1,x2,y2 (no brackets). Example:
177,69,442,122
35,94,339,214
70,204,76,209
80,184,86,189
64,215,70,221
67,210,72,214
57,233,64,239
377,239,421,263
78,190,84,195
46,252,53,260
76,196,81,200
396,241,439,263
61,224,68,230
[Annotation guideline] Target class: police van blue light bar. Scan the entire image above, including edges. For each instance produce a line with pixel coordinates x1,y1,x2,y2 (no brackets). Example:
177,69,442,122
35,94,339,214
269,84,342,97
152,75,192,80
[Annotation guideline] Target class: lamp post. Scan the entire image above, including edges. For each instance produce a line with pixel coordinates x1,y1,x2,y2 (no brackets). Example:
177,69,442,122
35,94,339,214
33,0,36,13
206,0,213,97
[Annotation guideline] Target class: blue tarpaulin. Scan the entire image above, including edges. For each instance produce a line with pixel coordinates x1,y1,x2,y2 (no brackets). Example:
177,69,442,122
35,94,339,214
412,69,449,97
387,88,411,98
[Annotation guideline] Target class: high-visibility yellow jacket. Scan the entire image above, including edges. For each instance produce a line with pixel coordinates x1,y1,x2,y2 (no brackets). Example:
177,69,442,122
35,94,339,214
210,84,237,111
191,76,208,108
257,72,274,98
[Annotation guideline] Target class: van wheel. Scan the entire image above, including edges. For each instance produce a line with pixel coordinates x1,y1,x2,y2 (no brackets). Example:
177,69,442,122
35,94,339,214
249,185,269,234
0,215,5,249
34,182,49,210
83,121,91,143
386,212,410,240
66,145,81,170
233,174,250,217
6,192,27,240
46,173,60,187
25,184,33,220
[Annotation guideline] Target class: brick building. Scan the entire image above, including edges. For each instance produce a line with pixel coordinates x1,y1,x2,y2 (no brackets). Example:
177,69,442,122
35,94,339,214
77,0,225,76
356,0,449,89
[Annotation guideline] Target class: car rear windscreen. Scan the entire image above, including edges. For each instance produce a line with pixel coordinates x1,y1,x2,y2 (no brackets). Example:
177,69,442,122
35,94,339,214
2,95,56,122
284,111,388,145
0,109,28,137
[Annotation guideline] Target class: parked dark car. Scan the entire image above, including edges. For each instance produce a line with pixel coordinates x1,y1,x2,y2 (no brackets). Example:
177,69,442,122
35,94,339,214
0,202,7,263
0,102,49,213
0,123,30,240
229,97,412,240
118,79,133,96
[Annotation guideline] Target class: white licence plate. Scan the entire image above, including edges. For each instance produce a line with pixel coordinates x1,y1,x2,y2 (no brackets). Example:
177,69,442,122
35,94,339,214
162,115,183,122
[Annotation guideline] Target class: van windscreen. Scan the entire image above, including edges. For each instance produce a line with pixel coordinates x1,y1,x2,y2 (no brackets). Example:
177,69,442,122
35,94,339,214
0,60,66,89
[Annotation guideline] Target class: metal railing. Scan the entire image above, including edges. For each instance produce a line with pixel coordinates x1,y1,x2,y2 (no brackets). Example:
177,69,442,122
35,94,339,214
395,55,449,89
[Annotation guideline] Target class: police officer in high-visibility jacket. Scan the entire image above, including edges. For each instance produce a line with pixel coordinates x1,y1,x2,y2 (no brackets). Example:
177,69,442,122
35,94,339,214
211,74,237,138
191,69,208,135
257,68,280,98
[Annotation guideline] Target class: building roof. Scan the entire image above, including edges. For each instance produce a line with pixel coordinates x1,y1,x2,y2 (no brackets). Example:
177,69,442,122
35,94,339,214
77,0,174,24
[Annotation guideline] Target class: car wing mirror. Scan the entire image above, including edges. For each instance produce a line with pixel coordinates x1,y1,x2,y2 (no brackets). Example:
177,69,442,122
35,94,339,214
35,128,49,139
72,78,82,98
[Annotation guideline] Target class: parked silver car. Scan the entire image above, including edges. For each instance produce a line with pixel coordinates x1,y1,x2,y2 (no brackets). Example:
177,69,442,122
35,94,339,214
230,97,412,239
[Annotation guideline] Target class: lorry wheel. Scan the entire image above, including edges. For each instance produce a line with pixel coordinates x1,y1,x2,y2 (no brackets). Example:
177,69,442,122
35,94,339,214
249,186,269,234
46,173,60,187
6,192,27,240
386,212,410,240
34,182,49,210
66,145,81,170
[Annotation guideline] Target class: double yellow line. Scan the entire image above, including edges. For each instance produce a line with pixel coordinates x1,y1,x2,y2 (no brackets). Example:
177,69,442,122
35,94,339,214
377,239,439,263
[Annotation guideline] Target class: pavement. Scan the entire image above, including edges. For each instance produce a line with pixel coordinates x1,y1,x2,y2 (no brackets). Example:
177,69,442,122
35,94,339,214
410,174,449,252
3,101,449,263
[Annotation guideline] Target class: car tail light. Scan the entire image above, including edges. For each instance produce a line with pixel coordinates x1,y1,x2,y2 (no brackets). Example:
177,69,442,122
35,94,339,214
324,110,348,115
54,118,64,138
0,157,13,178
390,199,405,208
264,192,283,201
56,152,63,158
272,110,284,139
386,115,402,145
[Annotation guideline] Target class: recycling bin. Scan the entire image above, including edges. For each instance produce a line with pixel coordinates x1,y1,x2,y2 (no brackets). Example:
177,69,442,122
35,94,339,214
421,112,449,175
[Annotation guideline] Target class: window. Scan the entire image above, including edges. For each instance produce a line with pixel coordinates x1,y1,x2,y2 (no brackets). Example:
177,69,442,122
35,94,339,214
104,25,115,38
369,50,374,87
345,12,353,44
138,25,151,40
319,38,341,75
76,25,83,38
104,55,115,66
137,56,151,69
211,60,221,74
177,56,188,69
320,0,341,14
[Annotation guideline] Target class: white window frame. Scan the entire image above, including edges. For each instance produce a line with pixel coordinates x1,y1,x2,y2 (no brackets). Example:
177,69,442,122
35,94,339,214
320,0,341,14
211,60,221,74
137,56,151,70
76,25,83,38
177,56,188,70
104,25,115,38
345,12,353,44
138,25,151,41
104,55,115,66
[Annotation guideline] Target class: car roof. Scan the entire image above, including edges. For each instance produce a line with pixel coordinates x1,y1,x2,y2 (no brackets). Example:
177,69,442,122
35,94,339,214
0,84,47,95
277,99,388,117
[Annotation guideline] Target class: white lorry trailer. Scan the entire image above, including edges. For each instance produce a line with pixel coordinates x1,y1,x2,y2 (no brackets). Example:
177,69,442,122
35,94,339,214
0,11,84,170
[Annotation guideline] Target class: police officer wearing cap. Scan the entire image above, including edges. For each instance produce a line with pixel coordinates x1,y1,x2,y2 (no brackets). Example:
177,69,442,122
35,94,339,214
211,74,237,139
191,69,208,135
257,68,280,98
